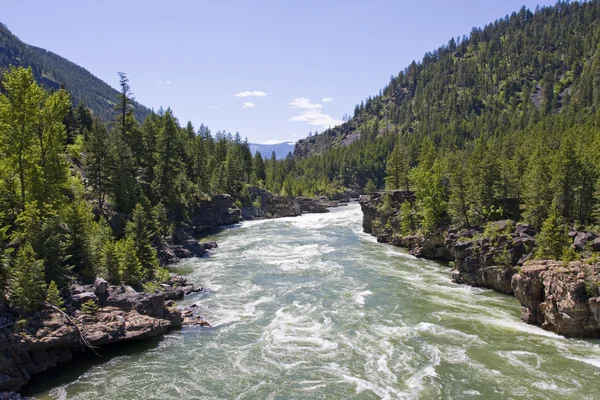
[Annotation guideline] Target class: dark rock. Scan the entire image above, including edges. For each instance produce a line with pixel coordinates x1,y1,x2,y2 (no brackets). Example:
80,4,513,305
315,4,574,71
94,278,108,295
573,231,597,251
68,292,98,308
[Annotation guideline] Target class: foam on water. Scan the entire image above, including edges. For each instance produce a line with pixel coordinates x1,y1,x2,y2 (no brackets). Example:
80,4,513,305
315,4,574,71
28,204,600,400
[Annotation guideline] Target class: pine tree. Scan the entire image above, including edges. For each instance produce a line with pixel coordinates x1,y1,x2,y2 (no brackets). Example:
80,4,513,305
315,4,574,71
45,280,64,310
10,243,46,313
535,204,571,260
125,203,159,280
116,238,142,285
85,119,112,209
385,144,410,191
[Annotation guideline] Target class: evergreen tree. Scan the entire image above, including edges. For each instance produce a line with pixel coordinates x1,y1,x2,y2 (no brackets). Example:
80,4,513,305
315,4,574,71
45,280,64,310
125,203,159,280
9,244,46,313
116,238,142,285
535,204,571,260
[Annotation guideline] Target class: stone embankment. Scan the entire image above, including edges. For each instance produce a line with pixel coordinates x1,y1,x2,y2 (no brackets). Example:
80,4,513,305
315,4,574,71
360,191,600,338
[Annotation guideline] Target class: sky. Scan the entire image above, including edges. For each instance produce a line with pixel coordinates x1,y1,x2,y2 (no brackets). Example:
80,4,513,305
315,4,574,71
2,0,555,143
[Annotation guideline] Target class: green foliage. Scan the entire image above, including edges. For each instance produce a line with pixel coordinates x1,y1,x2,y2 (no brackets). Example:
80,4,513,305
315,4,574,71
535,205,571,260
142,281,163,293
385,143,410,191
399,201,415,236
155,267,171,283
125,203,159,280
364,179,377,195
561,246,579,264
45,280,64,310
116,237,142,285
9,244,46,313
80,299,99,315
410,157,448,233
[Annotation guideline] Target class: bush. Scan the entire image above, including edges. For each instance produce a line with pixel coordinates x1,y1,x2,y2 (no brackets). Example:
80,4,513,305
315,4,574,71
142,281,163,293
80,299,99,315
45,280,64,310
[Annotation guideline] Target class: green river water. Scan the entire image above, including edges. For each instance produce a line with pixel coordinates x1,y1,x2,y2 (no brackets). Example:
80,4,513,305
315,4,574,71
25,204,600,399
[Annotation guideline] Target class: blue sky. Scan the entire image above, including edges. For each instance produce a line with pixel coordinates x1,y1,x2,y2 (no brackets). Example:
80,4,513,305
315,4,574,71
3,0,554,143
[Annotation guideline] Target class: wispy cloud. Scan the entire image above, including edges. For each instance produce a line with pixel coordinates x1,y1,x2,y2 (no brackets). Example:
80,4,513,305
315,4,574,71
242,102,256,108
234,90,267,98
156,80,173,84
208,105,220,109
289,97,322,110
322,97,334,103
289,97,342,129
260,139,295,145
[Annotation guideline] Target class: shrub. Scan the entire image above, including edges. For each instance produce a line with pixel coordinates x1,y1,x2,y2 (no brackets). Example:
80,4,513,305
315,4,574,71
80,299,99,315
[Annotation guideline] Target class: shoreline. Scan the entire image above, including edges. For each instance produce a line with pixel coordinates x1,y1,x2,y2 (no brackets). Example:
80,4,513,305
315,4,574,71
359,191,600,339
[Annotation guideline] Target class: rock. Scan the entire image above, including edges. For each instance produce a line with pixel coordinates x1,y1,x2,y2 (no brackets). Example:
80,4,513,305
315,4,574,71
511,261,600,337
0,281,187,393
68,292,98,308
189,194,242,235
573,231,596,251
94,278,108,295
296,197,330,214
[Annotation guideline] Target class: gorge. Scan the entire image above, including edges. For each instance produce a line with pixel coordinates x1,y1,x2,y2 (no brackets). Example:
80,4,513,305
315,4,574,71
21,204,600,399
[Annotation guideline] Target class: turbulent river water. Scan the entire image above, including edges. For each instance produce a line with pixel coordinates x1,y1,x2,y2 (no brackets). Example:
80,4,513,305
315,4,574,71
27,204,600,399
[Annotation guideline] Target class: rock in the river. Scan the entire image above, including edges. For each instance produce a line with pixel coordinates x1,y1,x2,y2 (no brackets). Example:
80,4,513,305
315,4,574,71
512,260,600,338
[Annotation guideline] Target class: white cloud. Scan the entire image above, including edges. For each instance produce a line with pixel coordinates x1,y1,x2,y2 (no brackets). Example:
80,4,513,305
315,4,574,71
242,102,256,108
156,80,172,84
208,105,220,109
260,139,295,145
289,97,342,129
166,80,172,84
234,90,267,98
322,97,334,103
289,97,322,110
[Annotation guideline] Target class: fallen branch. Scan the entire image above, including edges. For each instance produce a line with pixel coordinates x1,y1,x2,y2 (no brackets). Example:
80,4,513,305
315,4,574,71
43,302,102,357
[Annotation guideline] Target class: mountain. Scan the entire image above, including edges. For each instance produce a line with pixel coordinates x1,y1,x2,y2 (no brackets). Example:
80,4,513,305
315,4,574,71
293,1,600,162
0,23,150,122
248,141,295,159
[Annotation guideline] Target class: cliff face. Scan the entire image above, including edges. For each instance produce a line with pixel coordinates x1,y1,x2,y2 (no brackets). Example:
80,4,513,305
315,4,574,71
359,191,600,338
512,261,600,338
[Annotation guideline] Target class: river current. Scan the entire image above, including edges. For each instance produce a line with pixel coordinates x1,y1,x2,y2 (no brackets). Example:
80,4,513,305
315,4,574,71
27,204,600,399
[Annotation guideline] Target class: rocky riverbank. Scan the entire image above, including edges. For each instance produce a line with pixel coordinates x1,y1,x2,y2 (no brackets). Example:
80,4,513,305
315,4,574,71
360,191,600,338
0,276,209,393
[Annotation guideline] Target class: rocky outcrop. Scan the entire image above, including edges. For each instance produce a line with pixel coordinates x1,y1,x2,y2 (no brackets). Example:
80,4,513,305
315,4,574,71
189,194,242,235
160,240,218,265
241,187,333,220
0,274,212,393
359,191,451,260
449,225,535,294
512,261,600,337
0,284,183,392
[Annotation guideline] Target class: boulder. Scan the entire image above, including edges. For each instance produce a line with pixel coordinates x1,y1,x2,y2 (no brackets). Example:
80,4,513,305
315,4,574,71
94,278,108,295
68,292,98,309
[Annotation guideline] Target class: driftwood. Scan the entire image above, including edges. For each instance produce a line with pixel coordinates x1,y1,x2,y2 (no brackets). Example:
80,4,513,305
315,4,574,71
43,302,102,357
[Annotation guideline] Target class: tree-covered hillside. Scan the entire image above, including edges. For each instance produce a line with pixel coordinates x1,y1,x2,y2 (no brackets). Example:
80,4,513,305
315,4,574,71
291,0,600,187
0,23,150,122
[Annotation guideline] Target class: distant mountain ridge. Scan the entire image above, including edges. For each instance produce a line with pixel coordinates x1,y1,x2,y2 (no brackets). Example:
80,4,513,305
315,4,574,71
0,23,150,122
248,141,295,160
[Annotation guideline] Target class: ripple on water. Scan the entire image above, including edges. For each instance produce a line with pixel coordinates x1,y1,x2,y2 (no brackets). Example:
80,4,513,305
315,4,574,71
28,204,600,400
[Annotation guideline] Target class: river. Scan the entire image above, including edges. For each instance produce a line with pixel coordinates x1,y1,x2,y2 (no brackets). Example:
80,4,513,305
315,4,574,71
26,203,600,399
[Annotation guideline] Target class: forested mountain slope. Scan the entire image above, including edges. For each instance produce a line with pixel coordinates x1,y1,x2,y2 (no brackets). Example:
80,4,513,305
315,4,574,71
0,23,150,122
290,1,600,196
